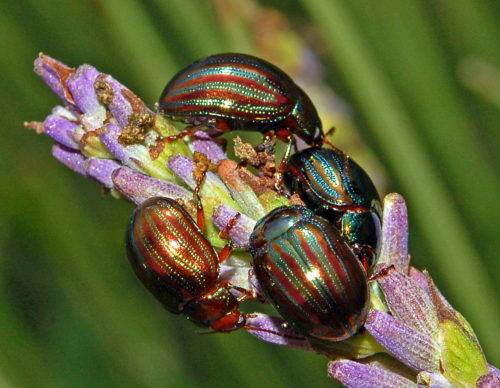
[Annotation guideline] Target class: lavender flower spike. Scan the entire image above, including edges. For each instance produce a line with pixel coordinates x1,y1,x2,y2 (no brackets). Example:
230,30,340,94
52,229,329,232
34,53,74,106
28,55,498,388
28,53,292,287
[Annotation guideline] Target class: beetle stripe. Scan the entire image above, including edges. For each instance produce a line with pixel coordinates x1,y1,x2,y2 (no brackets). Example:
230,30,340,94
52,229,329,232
310,219,361,299
308,152,346,202
319,229,367,330
294,224,352,311
291,228,347,313
268,246,352,336
263,229,355,335
165,92,286,114
148,206,214,273
180,63,292,92
164,77,290,116
292,223,360,333
171,72,287,97
166,89,284,110
137,211,205,293
167,78,284,100
155,204,218,275
131,200,219,297
263,244,346,333
166,82,282,105
161,59,295,120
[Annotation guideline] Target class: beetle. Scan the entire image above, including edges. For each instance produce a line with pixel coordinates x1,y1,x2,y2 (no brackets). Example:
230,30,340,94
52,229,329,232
282,147,382,271
126,197,245,332
159,53,324,147
249,205,369,342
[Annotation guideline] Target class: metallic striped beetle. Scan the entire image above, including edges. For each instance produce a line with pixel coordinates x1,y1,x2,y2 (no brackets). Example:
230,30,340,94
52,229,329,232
283,147,382,271
159,53,324,146
126,197,244,332
249,205,369,342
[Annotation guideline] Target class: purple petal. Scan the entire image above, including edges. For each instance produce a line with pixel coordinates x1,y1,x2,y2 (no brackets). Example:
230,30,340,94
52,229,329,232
112,167,190,205
99,123,144,170
66,65,105,130
52,144,87,176
44,114,81,149
375,266,439,338
34,54,75,106
212,205,255,247
95,74,136,128
167,155,196,187
408,267,430,295
365,310,440,372
245,313,313,351
488,365,500,377
328,360,417,388
477,366,500,388
168,155,232,199
191,131,226,163
378,193,409,272
86,158,121,188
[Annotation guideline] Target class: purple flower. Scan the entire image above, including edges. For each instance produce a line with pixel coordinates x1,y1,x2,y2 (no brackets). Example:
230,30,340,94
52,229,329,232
26,53,275,293
27,54,497,388
327,194,494,387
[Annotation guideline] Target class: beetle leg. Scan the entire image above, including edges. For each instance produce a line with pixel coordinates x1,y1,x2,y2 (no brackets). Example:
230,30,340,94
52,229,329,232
219,213,241,264
218,281,254,303
166,122,227,146
219,212,241,241
351,245,370,274
197,310,245,334
213,209,244,266
166,125,197,142
193,189,205,233
367,264,395,282
217,211,242,264
217,240,233,264
325,125,336,139
192,152,212,233
274,138,294,192
232,286,255,303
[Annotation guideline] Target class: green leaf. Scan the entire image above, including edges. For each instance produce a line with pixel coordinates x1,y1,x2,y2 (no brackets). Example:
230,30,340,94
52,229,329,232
440,320,488,387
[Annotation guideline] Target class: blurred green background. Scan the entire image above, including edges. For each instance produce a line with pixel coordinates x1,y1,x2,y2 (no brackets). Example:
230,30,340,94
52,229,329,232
1,1,499,387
